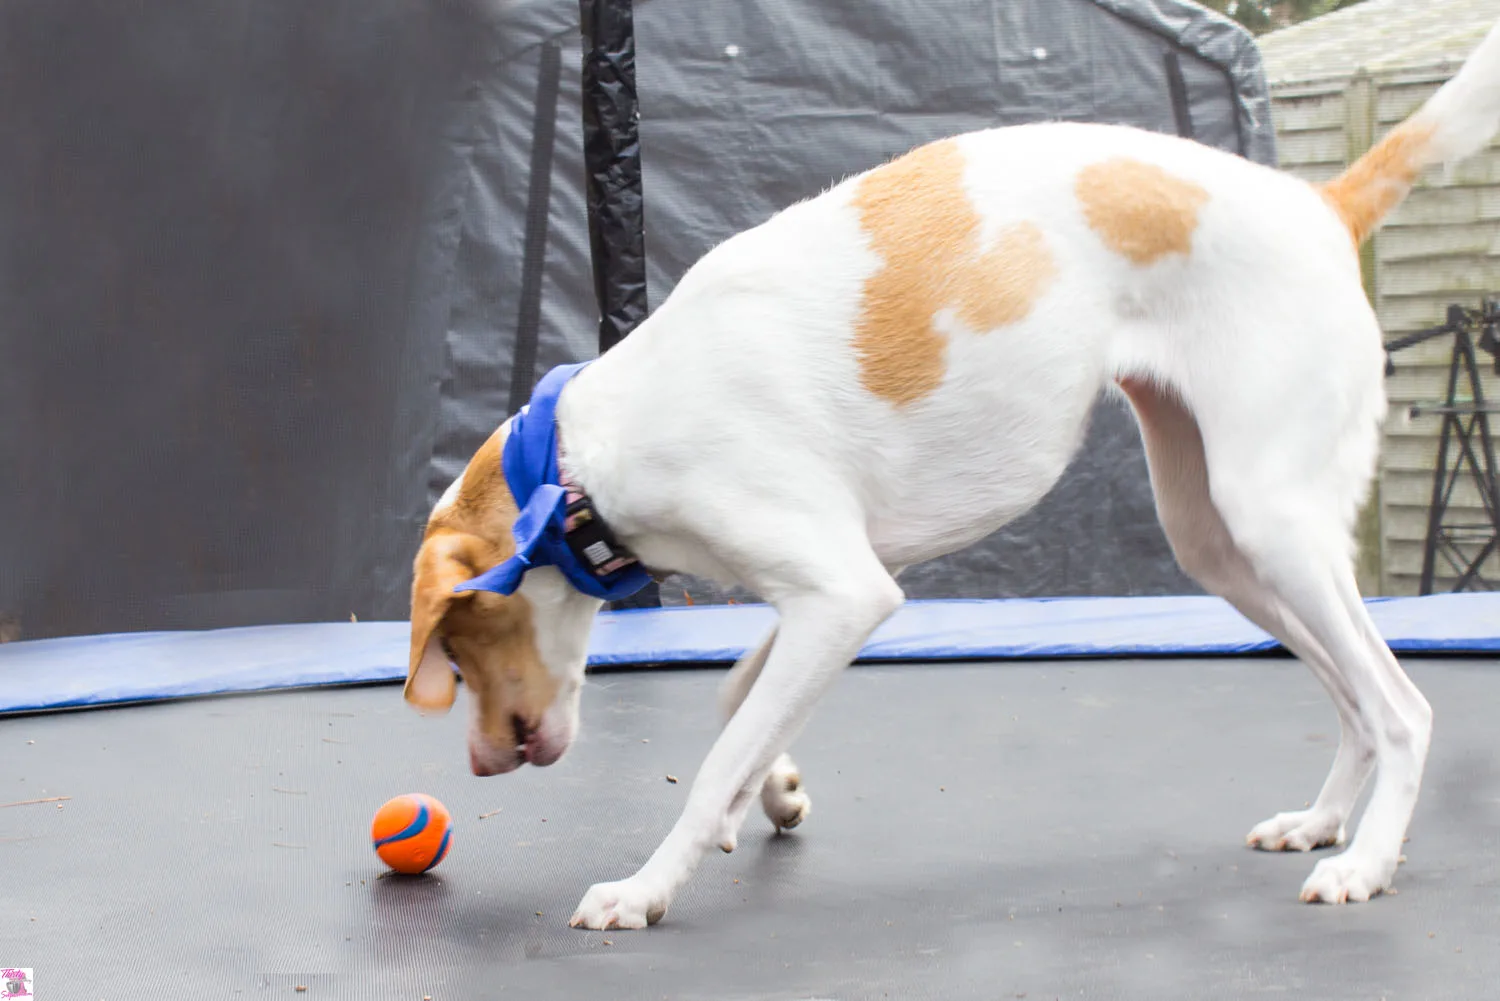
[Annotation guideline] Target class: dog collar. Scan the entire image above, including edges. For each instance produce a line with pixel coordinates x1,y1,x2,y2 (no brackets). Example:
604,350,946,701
452,362,652,601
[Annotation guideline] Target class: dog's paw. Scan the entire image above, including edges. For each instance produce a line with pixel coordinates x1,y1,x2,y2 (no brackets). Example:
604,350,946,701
1246,808,1344,852
1298,851,1396,904
568,878,668,930
762,761,810,832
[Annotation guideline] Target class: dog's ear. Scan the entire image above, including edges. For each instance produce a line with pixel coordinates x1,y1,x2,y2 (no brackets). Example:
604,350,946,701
405,532,476,713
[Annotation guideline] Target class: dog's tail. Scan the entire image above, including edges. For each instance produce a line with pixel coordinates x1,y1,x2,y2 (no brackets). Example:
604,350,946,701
1322,19,1500,245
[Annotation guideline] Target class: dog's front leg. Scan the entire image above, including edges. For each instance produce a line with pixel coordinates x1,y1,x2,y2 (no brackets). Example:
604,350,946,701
569,573,903,930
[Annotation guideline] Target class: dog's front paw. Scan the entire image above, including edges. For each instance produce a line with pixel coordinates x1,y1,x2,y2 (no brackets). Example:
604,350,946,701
1246,808,1344,852
762,759,811,832
1298,850,1396,904
568,878,669,930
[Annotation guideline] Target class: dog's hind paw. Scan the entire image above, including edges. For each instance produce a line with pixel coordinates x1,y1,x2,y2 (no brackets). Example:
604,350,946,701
1298,850,1396,904
569,877,668,930
762,760,810,832
1246,808,1344,852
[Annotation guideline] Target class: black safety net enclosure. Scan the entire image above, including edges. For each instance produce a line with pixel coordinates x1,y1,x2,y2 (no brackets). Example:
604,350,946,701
0,0,1276,639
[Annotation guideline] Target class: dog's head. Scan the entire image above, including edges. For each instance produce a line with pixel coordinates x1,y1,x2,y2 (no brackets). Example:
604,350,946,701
406,426,602,776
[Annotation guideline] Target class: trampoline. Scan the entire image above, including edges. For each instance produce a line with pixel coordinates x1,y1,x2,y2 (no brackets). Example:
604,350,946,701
4,597,1499,999
5,0,1499,997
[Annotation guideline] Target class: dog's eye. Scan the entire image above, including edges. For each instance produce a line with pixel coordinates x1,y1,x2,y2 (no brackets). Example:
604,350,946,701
439,637,457,664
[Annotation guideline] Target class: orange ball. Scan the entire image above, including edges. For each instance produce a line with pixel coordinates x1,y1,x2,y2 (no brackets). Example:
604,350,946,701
371,793,452,874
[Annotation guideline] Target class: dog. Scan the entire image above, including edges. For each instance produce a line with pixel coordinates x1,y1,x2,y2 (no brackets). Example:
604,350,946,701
405,21,1500,930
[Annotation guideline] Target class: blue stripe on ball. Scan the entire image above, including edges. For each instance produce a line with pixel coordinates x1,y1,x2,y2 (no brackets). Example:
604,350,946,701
373,800,429,848
423,827,452,872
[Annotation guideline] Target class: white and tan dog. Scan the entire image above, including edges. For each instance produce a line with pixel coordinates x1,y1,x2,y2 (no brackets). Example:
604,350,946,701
406,23,1500,929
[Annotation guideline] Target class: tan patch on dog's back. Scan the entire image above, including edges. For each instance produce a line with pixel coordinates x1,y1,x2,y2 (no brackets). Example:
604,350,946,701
1075,158,1210,265
852,139,1056,408
956,220,1054,331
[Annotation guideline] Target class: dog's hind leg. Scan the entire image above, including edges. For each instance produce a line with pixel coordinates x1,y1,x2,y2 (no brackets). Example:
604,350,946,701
1159,353,1429,902
570,520,903,929
1288,557,1432,903
718,628,812,836
1212,489,1430,903
1119,377,1375,853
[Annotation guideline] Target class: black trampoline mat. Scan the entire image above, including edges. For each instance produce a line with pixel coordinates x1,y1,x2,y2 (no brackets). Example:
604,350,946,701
4,657,1499,999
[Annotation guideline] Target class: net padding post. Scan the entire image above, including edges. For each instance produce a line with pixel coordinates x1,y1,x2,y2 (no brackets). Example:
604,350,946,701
579,0,648,355
579,0,658,608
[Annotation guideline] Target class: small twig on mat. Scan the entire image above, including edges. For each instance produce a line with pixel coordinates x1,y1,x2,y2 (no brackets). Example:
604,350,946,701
0,796,71,808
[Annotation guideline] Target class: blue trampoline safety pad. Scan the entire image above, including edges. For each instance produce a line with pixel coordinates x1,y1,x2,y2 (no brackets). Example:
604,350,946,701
2,594,1497,715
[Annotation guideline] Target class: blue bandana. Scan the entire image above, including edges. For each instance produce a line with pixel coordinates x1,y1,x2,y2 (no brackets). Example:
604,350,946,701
453,362,652,601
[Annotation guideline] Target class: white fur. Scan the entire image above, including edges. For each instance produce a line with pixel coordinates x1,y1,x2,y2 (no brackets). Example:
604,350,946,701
435,26,1500,929
514,566,600,764
1412,19,1500,165
431,465,465,518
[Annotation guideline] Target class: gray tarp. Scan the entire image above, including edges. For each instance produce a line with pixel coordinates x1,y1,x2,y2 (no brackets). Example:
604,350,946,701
0,0,1275,639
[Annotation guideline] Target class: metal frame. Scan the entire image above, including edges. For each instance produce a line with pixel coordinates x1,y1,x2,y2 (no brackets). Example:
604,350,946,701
1384,301,1500,594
